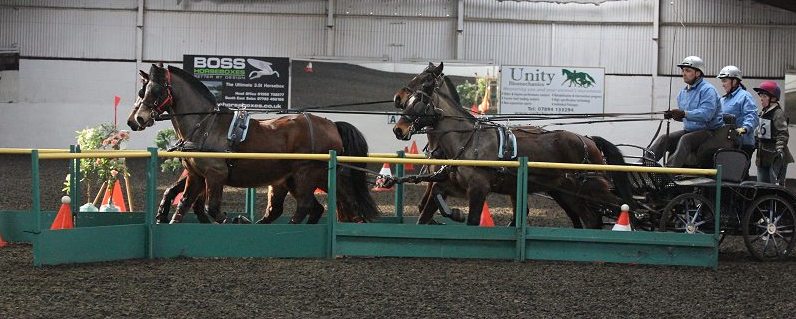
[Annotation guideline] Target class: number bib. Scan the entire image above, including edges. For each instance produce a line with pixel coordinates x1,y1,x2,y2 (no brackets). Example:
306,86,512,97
758,118,772,139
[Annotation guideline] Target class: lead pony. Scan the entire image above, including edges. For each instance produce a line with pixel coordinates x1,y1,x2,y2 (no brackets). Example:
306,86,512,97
128,64,378,224
392,63,632,228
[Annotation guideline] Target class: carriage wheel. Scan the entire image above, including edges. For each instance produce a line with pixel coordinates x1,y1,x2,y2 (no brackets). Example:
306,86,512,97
659,193,716,234
742,195,796,261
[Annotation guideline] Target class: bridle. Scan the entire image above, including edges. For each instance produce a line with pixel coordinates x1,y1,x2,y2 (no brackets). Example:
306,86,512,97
139,68,174,120
396,73,445,137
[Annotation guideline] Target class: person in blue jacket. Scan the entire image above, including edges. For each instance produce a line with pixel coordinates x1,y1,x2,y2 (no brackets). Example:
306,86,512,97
717,65,758,158
648,56,724,167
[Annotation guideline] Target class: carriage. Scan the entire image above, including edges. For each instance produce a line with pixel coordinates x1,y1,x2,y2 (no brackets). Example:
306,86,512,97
617,141,796,261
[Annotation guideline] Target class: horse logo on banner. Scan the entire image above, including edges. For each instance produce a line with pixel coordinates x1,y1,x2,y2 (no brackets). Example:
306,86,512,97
247,59,280,79
561,69,596,88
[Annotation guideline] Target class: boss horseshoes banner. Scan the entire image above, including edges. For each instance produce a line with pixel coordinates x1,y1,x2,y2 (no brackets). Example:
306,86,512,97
499,65,604,114
183,55,290,110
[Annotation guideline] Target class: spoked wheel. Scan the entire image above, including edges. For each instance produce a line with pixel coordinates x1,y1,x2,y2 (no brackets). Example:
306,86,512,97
742,195,796,261
659,193,716,234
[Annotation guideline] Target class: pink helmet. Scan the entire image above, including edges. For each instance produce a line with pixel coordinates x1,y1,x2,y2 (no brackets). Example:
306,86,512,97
754,81,781,99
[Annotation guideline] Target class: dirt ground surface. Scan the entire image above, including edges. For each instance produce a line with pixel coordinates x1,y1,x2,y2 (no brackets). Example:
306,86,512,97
2,155,795,318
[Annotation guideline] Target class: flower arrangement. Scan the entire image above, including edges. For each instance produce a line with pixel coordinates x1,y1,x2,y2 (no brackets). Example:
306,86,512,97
154,128,183,172
72,123,130,198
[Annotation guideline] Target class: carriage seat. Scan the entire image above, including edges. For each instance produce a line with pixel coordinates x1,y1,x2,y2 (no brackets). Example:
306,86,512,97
713,148,750,184
673,149,749,186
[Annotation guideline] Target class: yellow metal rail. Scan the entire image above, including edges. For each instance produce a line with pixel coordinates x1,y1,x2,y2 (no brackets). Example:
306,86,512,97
24,149,716,176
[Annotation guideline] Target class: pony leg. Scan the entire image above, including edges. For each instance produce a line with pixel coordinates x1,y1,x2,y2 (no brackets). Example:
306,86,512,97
548,191,584,229
204,181,227,224
304,197,326,224
416,183,440,224
256,184,290,224
170,176,204,224
465,188,489,226
192,191,212,223
157,175,186,224
290,189,320,224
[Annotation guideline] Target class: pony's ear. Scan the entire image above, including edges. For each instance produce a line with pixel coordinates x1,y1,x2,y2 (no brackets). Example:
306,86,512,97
139,70,149,81
436,62,444,73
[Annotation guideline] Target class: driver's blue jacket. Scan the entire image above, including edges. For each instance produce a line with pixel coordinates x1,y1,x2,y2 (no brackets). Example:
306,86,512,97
677,77,723,132
720,86,759,147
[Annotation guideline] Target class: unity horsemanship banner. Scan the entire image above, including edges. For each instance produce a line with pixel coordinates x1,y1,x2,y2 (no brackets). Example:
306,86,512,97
499,65,604,114
183,55,290,110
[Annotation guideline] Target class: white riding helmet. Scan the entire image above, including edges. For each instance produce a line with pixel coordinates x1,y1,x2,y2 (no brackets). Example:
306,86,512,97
677,56,705,74
717,65,742,80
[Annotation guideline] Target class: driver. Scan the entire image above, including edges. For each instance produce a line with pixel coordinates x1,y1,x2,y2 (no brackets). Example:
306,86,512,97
647,56,724,167
717,65,758,158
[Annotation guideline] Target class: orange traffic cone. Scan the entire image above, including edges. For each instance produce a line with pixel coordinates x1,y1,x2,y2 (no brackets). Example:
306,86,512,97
612,204,632,231
314,188,326,195
101,180,128,212
409,140,419,155
479,202,494,227
404,146,414,171
0,231,8,247
51,196,75,230
372,163,393,192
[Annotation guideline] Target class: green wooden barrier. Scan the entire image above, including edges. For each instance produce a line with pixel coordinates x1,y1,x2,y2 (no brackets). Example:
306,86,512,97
5,147,723,268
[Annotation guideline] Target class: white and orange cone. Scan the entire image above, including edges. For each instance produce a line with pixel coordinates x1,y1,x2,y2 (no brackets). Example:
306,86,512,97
612,204,632,231
51,196,75,230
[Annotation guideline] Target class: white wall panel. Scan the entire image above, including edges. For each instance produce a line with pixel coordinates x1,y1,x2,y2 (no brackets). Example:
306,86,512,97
335,17,455,61
143,11,325,61
661,0,796,25
464,21,551,65
466,0,653,23
145,0,324,14
599,25,653,74
659,26,773,77
335,0,456,18
0,6,136,59
0,0,135,9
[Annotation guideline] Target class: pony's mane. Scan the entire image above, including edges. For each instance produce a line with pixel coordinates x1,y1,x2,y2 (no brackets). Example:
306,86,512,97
166,66,223,107
437,75,474,119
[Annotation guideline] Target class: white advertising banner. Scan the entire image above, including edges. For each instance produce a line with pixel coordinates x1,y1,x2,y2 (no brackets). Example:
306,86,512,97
499,65,605,114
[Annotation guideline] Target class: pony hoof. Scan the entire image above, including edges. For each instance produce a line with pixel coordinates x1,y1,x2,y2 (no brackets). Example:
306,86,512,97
447,209,466,223
231,215,251,224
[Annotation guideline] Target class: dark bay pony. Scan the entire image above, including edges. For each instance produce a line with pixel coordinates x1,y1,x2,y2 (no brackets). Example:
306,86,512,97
392,63,632,228
128,64,379,224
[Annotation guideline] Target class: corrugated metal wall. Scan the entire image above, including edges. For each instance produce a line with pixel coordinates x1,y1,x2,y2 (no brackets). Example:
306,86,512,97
143,11,326,60
659,0,796,77
336,17,455,61
2,0,795,76
0,4,136,59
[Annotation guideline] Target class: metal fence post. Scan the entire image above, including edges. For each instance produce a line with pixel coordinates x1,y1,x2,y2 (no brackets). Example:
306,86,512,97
394,150,405,222
31,150,42,266
69,145,78,215
515,157,528,261
246,188,256,222
146,147,158,259
327,150,338,258
713,165,722,270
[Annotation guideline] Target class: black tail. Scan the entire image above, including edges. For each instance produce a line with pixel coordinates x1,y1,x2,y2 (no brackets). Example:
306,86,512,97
335,121,380,221
591,136,634,207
